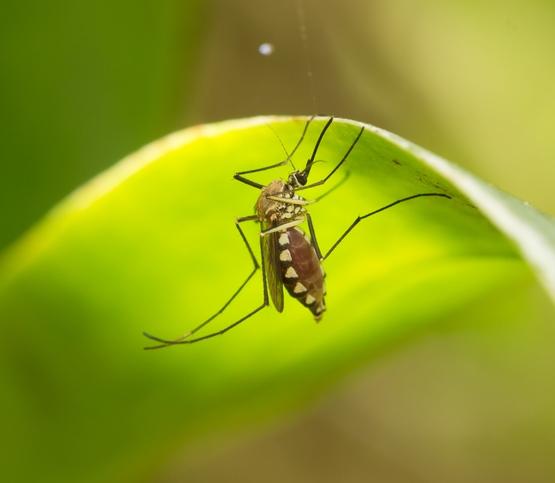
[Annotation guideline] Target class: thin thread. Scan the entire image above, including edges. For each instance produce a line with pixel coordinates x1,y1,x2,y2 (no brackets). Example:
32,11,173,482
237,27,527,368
296,0,318,113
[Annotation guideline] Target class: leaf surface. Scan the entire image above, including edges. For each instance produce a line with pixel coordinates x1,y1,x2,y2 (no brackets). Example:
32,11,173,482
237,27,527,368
1,116,552,483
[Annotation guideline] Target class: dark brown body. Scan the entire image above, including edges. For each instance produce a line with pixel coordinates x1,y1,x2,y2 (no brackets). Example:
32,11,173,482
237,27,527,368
278,226,326,320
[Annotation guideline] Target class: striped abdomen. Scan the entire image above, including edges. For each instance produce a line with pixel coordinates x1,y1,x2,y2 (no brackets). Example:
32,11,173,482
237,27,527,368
277,226,326,320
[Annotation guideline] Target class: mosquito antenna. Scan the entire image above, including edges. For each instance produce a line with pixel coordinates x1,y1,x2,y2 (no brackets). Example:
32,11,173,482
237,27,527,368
265,115,315,171
265,123,297,170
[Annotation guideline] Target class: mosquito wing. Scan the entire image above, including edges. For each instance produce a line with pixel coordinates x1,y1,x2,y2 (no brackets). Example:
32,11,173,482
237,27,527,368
262,227,284,312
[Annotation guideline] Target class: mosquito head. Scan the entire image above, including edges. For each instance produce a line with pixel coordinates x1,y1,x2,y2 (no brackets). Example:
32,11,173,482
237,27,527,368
288,170,308,188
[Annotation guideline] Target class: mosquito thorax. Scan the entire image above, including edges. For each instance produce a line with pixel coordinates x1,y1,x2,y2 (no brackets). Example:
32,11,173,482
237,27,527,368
256,179,306,224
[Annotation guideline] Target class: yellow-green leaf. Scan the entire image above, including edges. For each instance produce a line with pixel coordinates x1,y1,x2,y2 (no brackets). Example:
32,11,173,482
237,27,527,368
0,116,553,483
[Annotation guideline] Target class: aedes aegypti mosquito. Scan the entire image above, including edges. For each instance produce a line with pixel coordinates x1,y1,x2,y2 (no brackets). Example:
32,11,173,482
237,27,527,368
143,117,451,349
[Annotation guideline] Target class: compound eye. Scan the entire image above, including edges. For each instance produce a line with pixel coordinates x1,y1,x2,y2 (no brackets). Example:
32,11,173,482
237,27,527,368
297,172,308,186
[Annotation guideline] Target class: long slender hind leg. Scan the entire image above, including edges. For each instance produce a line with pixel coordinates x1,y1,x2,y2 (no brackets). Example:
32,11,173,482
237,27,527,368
143,215,267,349
323,193,452,260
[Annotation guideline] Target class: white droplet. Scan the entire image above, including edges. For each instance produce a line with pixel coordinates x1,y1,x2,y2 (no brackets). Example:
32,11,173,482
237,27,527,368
258,43,274,56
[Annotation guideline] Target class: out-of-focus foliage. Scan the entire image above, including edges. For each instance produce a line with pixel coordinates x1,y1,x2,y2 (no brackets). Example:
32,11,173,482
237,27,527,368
0,0,203,249
1,0,555,482
1,116,547,483
336,0,555,213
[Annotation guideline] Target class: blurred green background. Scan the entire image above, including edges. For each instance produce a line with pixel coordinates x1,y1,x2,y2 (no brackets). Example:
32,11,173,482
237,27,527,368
1,0,554,482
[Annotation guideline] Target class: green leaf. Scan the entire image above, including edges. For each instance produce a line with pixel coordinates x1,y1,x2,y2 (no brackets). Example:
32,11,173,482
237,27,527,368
0,116,552,483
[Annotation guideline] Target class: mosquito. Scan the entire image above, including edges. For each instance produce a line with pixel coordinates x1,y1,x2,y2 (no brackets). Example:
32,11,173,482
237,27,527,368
143,117,451,349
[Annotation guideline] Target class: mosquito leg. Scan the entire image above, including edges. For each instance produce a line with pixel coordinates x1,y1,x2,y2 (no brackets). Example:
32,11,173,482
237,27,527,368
144,236,270,348
233,116,314,188
260,218,304,236
266,196,313,206
313,170,351,203
234,161,289,178
301,116,334,180
233,175,265,189
305,213,323,260
323,193,452,260
297,125,365,192
143,215,262,349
